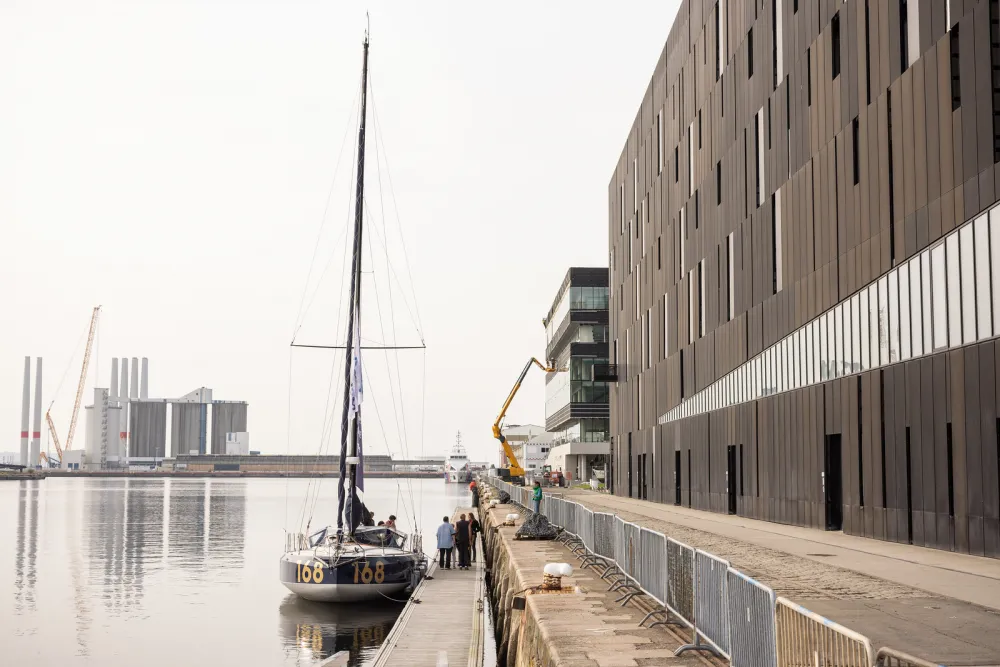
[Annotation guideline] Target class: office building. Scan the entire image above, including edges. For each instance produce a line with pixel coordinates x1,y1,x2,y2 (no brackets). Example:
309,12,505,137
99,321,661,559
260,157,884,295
609,1,1000,557
542,268,611,482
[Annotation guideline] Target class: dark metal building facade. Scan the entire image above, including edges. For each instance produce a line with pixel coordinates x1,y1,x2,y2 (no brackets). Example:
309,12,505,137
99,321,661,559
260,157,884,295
609,0,1000,557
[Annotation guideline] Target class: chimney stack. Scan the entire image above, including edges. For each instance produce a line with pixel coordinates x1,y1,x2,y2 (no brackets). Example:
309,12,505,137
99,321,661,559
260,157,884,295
30,358,42,466
20,357,30,466
120,358,130,402
111,358,119,402
140,357,148,399
130,358,139,400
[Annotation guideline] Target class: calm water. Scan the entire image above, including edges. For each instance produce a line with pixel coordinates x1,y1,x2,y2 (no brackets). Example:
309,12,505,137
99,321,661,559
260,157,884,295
0,476,471,667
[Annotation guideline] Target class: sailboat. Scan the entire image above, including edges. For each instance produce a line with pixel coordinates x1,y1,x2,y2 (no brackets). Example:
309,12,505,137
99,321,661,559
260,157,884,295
279,31,426,603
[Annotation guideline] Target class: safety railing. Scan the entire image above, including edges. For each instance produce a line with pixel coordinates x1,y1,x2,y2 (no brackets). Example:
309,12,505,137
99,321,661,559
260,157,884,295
775,597,875,667
727,568,777,667
480,476,922,667
874,648,945,667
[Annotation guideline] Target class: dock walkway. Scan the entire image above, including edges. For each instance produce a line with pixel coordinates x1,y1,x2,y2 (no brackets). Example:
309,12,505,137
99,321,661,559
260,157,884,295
371,507,484,667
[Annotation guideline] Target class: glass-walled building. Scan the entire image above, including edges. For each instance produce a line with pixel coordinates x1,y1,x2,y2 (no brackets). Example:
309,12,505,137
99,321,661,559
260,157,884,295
542,268,610,483
609,0,1000,559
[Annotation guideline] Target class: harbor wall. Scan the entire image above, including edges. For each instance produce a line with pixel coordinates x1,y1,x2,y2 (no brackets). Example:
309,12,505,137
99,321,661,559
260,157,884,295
478,485,704,667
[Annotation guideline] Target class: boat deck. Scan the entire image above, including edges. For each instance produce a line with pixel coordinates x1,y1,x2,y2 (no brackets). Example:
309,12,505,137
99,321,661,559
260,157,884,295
371,507,484,667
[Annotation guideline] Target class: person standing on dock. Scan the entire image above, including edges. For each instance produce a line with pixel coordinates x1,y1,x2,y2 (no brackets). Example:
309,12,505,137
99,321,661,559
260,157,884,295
470,480,479,508
531,480,542,513
436,516,454,569
469,514,482,563
455,513,471,570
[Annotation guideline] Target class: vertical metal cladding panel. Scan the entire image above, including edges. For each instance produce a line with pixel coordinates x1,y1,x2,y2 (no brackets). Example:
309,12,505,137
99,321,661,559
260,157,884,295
726,568,777,667
593,512,615,559
210,402,248,455
692,549,731,657
666,537,695,625
130,402,166,458
171,403,203,457
638,528,668,604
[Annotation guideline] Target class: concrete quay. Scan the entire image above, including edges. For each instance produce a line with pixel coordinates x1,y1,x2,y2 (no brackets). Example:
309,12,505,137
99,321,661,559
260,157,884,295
559,489,1000,665
480,492,723,667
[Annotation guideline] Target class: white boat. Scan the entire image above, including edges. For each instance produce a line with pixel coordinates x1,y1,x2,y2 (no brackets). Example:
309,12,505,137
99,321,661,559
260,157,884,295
280,30,426,604
444,431,470,484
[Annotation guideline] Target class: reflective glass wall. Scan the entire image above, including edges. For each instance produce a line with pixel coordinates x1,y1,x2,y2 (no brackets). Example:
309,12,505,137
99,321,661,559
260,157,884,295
660,204,1000,425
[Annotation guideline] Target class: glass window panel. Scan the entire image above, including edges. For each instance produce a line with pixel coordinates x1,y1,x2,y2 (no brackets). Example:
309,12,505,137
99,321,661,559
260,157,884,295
820,314,829,380
931,243,948,349
836,305,845,377
868,284,880,367
829,311,837,378
850,294,861,374
961,224,977,345
923,251,935,351
899,266,911,361
888,271,900,363
794,331,802,388
860,290,871,371
975,214,993,340
992,208,1000,334
780,341,787,392
877,277,890,365
808,321,818,384
909,259,923,357
947,234,962,347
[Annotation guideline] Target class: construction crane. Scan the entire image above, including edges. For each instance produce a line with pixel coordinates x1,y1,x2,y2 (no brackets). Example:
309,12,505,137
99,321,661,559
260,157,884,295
492,357,564,484
45,306,101,464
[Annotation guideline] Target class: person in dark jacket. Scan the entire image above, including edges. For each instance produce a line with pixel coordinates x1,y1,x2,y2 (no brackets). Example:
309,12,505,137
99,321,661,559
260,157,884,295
469,515,482,563
455,513,471,570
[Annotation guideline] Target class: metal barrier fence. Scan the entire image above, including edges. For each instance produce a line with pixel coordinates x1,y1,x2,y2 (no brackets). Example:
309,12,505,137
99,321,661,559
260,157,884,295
775,597,875,667
677,549,730,659
727,568,777,667
593,512,615,560
665,537,695,625
875,648,945,667
637,528,667,604
481,476,913,667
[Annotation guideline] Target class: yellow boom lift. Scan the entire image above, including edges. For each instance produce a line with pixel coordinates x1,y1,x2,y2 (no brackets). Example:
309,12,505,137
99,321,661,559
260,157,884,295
492,357,564,484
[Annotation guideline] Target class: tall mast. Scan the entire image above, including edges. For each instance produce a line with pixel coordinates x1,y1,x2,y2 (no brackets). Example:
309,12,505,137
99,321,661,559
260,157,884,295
337,32,370,536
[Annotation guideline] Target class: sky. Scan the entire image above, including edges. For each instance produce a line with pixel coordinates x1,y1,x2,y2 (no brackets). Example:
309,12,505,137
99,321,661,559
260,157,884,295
0,0,681,465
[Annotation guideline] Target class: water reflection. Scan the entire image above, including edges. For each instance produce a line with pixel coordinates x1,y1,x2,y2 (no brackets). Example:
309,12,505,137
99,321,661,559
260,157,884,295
277,595,402,666
13,480,39,612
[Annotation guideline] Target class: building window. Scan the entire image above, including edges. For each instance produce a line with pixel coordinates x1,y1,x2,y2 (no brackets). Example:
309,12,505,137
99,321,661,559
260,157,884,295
852,117,860,185
620,184,625,235
657,111,664,174
865,0,872,105
646,308,652,369
807,47,812,106
698,110,703,149
657,236,662,271
754,109,763,207
951,26,961,110
698,260,706,337
831,12,841,79
689,270,696,344
633,159,639,212
793,0,798,13
748,27,754,78
774,193,782,293
663,293,669,359
717,161,722,204
716,0,724,81
727,232,735,320
695,190,700,229
675,146,679,183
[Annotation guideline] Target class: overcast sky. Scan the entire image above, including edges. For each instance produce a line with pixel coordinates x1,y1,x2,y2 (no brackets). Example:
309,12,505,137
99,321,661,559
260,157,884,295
1,1,680,465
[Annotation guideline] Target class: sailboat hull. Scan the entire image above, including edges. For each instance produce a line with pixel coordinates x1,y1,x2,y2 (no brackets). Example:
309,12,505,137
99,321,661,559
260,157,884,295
279,549,420,603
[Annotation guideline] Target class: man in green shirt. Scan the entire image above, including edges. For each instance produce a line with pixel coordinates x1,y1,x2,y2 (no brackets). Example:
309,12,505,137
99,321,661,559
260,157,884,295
531,480,542,513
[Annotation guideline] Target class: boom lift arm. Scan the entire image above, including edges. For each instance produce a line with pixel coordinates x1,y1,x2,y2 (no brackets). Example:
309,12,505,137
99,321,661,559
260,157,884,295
44,306,101,463
492,357,563,479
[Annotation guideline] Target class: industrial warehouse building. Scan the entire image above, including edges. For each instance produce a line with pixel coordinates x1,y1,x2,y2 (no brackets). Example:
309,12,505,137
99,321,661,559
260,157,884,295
609,0,1000,557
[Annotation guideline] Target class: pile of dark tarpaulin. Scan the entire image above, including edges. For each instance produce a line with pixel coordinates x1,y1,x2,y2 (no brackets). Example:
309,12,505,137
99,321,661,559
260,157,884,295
515,511,558,540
